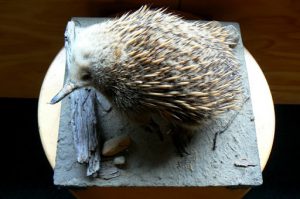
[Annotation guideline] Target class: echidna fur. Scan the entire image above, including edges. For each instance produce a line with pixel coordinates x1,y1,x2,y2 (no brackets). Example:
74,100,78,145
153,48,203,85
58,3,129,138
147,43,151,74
56,6,242,133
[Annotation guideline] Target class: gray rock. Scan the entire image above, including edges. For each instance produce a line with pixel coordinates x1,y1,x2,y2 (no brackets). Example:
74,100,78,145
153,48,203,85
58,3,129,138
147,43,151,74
113,156,126,166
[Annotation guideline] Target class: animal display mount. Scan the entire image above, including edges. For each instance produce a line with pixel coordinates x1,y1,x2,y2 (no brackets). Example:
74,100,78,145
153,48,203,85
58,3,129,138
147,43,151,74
52,7,262,187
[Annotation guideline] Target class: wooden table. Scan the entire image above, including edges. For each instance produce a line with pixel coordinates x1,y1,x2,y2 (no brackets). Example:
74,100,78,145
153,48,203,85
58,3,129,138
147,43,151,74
38,48,275,199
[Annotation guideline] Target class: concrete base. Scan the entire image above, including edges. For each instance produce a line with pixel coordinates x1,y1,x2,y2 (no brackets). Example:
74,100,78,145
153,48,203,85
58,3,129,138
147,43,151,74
54,18,262,187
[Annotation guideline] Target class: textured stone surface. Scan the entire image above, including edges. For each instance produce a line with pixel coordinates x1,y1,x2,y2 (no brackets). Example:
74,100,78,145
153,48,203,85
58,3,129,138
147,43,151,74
54,18,262,187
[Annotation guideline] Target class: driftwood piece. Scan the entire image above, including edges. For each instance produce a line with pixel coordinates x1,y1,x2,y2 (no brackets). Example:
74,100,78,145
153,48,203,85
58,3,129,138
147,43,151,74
65,21,101,177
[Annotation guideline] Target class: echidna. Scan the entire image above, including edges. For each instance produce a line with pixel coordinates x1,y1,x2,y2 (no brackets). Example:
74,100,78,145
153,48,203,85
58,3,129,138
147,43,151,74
51,6,242,153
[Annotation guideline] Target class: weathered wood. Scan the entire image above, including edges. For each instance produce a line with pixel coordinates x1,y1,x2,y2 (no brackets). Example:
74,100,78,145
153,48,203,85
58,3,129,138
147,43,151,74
65,21,101,177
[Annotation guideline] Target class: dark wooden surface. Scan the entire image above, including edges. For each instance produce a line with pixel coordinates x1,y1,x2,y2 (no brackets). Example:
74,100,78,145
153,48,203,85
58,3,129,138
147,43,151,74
0,0,299,103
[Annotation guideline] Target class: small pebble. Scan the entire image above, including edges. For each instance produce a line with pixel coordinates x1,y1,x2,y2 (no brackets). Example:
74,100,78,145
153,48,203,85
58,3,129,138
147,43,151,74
113,156,126,166
102,134,131,156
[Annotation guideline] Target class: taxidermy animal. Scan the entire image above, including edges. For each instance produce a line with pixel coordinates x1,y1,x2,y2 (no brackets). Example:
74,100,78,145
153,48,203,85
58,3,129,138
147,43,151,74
50,6,242,154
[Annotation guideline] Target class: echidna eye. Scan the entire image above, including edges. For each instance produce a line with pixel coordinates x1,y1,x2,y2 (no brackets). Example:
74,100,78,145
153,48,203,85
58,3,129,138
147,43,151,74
81,73,91,81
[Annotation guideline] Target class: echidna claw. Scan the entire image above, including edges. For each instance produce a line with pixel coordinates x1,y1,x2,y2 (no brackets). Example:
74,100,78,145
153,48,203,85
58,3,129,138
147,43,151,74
171,129,191,157
144,118,164,142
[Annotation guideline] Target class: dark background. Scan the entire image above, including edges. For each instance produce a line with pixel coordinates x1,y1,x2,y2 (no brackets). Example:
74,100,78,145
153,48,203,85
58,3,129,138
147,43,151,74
0,99,299,198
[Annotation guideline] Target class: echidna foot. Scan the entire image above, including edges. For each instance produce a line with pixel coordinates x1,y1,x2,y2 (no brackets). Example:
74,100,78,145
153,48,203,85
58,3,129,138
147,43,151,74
144,118,164,141
171,126,192,157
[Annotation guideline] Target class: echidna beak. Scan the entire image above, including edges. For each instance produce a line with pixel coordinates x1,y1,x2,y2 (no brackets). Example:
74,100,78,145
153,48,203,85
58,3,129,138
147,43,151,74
50,81,79,104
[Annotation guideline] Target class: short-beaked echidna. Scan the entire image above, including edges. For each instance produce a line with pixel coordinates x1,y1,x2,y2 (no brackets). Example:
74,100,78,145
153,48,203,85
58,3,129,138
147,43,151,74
51,6,242,152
